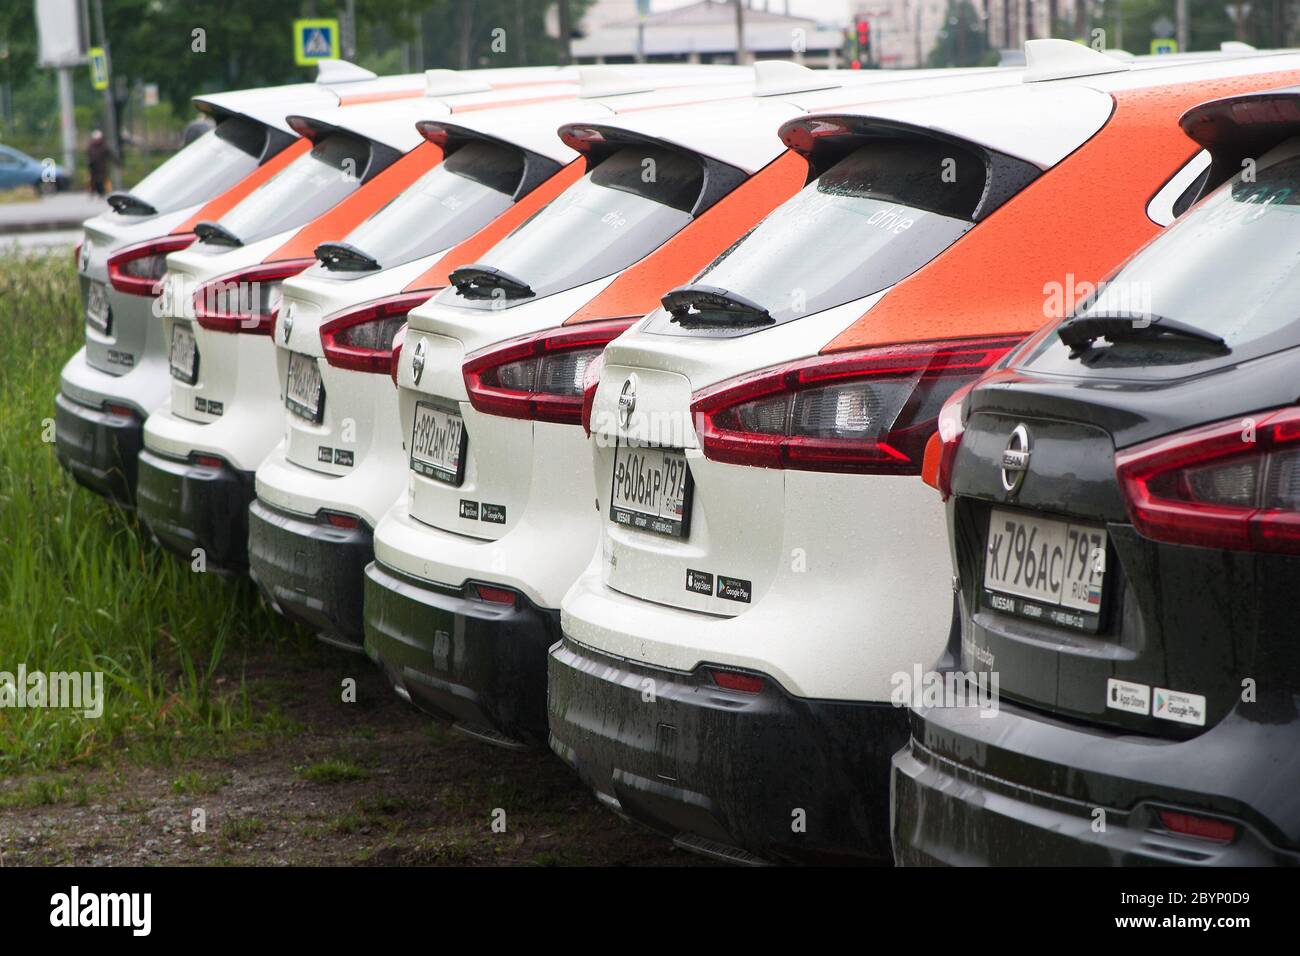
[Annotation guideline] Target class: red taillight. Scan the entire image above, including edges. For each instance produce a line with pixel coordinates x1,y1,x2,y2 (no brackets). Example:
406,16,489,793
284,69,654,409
1116,406,1300,553
463,318,636,426
709,669,765,694
390,323,407,387
193,454,223,468
472,584,517,606
1157,809,1237,843
73,240,83,270
322,511,360,529
580,349,607,437
192,258,312,335
922,380,976,499
320,292,430,375
107,233,195,296
691,337,1019,475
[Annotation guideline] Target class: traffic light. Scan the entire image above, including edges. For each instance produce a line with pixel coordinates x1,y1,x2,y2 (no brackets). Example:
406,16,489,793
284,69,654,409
851,15,871,69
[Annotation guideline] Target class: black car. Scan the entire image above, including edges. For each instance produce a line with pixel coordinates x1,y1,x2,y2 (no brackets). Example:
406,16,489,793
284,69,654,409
893,85,1300,865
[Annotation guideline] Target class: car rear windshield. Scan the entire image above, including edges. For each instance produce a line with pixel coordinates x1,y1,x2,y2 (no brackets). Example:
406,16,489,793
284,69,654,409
312,140,525,276
1022,139,1300,377
126,117,268,215
643,139,984,337
212,133,373,246
439,144,703,309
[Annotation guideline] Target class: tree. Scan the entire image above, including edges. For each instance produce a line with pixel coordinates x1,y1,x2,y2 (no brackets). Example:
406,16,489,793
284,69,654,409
928,0,995,67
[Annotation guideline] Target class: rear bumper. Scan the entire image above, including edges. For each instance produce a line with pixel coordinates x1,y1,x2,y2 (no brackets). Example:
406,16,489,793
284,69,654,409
362,560,560,745
248,499,372,648
54,390,142,506
547,634,906,864
136,448,254,572
891,700,1300,866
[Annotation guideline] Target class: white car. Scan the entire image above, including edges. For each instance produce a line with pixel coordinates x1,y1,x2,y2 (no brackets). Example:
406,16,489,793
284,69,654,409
54,60,400,507
362,62,1017,749
134,67,615,572
548,43,1300,864
248,67,754,649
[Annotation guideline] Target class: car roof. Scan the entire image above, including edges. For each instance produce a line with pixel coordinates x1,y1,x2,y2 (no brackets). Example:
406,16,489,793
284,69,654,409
565,63,1024,175
798,46,1300,172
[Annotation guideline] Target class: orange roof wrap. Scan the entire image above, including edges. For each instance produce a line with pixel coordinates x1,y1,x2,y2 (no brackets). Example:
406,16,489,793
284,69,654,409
822,69,1300,353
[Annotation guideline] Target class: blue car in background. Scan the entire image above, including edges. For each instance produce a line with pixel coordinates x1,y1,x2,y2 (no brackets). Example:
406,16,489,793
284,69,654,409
0,144,70,194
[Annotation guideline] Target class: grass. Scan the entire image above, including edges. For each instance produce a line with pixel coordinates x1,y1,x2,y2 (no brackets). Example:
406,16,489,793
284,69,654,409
297,759,369,784
0,251,301,772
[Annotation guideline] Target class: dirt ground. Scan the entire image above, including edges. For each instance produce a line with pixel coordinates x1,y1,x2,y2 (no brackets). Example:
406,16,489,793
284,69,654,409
0,645,708,867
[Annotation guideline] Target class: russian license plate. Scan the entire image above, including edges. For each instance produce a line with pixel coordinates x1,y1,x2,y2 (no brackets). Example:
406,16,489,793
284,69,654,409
609,442,693,539
85,280,110,335
285,351,324,422
982,507,1107,633
410,401,465,484
168,323,198,384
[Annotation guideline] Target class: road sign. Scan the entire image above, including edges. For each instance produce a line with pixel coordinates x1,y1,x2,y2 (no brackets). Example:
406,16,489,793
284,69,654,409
88,47,109,90
1150,38,1179,54
294,18,340,66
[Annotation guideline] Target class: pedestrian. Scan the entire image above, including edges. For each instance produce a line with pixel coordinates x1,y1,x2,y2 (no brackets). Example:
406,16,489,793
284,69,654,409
87,130,113,197
182,113,215,146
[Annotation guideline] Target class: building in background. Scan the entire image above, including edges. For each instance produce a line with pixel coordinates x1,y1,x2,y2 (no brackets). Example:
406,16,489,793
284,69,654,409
572,0,848,65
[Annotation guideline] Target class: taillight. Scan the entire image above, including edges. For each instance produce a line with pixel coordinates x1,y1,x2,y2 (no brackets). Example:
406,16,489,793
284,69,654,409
580,350,607,436
192,258,312,335
73,240,83,270
922,380,977,499
470,583,516,606
107,233,195,296
1116,406,1300,553
320,292,430,375
321,511,360,529
691,337,1020,474
1156,809,1237,843
390,324,407,387
709,669,764,694
463,318,635,426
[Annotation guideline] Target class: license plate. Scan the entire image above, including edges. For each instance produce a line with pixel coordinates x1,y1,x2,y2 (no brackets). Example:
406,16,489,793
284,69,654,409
609,442,693,539
285,351,324,422
85,281,110,335
410,401,465,484
982,507,1107,633
168,323,198,384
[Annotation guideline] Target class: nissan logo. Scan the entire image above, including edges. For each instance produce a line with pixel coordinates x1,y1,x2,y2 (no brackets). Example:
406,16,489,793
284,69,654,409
1001,424,1031,494
281,301,295,343
412,338,426,386
617,375,637,429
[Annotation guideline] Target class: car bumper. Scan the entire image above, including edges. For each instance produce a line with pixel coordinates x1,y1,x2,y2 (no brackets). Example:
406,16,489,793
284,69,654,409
136,448,254,572
248,499,372,649
54,390,142,506
548,633,907,865
891,699,1300,866
363,560,560,746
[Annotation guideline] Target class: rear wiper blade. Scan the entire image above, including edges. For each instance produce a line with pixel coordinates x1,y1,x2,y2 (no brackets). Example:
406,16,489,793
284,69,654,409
316,241,380,272
448,264,534,301
1058,312,1228,357
106,191,157,216
193,220,243,247
661,284,773,328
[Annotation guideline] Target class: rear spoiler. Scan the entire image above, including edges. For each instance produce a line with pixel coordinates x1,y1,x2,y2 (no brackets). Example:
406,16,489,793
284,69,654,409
1181,86,1300,191
776,113,1040,222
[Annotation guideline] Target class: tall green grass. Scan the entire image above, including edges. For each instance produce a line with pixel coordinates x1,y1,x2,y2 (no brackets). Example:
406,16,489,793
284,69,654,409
0,252,298,771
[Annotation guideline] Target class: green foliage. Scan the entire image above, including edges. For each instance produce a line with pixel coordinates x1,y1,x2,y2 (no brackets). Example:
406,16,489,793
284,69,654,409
0,253,298,772
927,0,995,67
